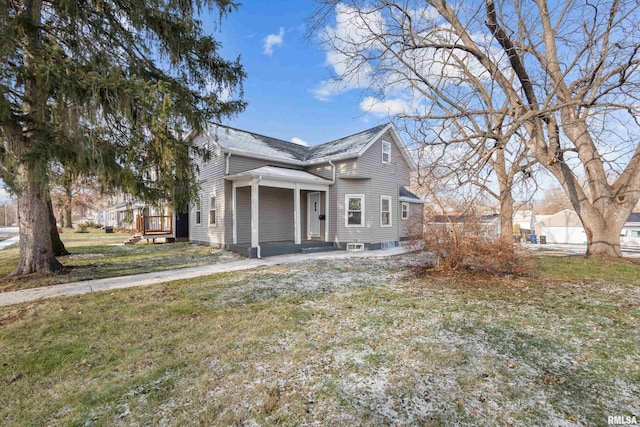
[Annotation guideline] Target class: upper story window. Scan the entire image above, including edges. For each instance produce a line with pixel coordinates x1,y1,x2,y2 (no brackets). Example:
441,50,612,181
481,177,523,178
402,202,409,220
209,195,217,226
195,197,202,225
345,194,365,227
382,141,391,164
381,196,392,227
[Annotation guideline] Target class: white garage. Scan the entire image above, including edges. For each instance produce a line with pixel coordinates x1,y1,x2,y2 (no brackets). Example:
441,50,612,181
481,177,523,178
535,209,587,244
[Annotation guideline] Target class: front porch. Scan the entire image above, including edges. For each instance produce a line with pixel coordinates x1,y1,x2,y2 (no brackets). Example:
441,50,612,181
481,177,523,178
134,214,175,239
226,166,334,258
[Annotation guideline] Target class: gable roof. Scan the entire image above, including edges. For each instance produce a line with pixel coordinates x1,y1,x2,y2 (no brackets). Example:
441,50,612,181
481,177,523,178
206,124,308,163
306,124,388,161
204,122,415,169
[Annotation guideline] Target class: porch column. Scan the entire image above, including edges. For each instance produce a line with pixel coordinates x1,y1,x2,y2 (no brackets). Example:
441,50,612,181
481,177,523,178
232,182,237,244
324,189,330,242
251,179,259,248
294,183,301,244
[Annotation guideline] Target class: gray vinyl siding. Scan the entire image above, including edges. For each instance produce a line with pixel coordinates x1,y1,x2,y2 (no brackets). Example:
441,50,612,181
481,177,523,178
259,187,294,242
235,186,251,244
189,133,227,247
337,179,372,242
228,155,302,175
232,186,296,244
306,163,337,240
399,201,424,238
334,132,412,244
224,180,234,243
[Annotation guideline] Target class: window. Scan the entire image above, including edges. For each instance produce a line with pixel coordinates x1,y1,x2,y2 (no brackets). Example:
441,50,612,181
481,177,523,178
209,195,216,226
382,141,391,163
381,196,392,227
632,230,640,238
345,195,365,227
195,197,202,225
402,202,409,220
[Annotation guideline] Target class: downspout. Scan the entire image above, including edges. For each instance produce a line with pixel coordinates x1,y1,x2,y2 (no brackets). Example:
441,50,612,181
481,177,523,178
225,152,231,175
329,160,336,183
256,174,263,259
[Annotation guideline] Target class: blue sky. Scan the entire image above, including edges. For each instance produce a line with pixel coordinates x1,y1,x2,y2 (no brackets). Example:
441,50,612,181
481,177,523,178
204,0,388,146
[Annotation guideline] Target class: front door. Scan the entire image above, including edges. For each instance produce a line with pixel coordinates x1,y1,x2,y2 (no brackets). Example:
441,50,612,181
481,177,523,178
307,192,321,237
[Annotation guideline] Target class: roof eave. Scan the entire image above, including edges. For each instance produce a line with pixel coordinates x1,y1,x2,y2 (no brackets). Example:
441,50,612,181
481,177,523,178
399,197,426,204
221,148,306,166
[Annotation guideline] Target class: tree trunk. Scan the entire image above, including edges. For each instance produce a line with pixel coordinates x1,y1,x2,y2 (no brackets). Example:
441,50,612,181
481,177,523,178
499,191,514,240
48,199,70,256
580,212,624,257
14,165,63,275
585,226,623,257
64,184,73,228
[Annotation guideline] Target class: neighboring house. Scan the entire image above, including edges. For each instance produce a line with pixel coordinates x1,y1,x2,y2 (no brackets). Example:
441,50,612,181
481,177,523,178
427,213,501,237
189,122,425,257
535,209,587,244
95,201,184,242
513,210,536,234
620,212,640,247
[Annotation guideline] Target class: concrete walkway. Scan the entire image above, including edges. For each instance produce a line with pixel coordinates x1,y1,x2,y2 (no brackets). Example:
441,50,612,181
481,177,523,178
0,235,19,250
0,246,408,308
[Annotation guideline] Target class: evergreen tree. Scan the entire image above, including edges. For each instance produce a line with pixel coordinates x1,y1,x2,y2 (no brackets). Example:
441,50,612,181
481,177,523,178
0,0,246,274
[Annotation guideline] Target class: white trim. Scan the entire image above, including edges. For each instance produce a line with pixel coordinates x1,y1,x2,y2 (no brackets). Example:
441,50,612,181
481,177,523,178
294,184,301,244
195,196,202,226
345,194,365,228
346,242,364,251
251,178,260,253
380,195,392,227
401,202,409,220
324,190,330,242
232,183,237,244
382,140,391,164
356,123,417,171
307,192,321,237
399,196,426,204
221,148,306,166
208,194,217,226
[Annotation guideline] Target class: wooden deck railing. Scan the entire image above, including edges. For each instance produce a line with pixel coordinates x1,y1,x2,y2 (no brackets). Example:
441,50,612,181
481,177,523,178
136,215,172,235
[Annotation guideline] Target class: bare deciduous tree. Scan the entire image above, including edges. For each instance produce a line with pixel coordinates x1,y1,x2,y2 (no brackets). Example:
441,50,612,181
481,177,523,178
313,0,640,256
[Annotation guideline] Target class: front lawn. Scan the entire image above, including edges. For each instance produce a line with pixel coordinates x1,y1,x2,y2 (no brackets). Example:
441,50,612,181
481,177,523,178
0,254,638,426
0,231,242,292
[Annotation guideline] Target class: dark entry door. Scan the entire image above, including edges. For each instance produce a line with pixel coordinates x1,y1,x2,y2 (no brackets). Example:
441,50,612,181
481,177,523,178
175,211,189,238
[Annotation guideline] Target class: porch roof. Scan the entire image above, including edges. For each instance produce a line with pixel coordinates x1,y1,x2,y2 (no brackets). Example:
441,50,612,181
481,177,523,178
226,166,333,188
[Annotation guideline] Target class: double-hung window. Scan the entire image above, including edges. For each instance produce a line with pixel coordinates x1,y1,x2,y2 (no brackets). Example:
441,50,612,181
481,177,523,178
382,141,391,163
209,195,217,226
402,202,409,220
195,197,202,225
345,195,365,227
381,196,392,227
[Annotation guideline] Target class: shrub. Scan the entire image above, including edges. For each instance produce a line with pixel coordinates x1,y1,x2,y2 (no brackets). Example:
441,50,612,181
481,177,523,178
74,223,89,233
83,221,101,229
408,213,533,276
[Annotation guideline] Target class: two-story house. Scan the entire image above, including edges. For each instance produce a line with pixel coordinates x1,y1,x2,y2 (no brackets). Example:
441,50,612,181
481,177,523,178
189,122,424,257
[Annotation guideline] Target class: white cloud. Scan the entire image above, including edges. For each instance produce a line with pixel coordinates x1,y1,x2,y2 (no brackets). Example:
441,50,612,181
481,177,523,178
263,27,285,56
0,186,12,204
313,3,496,104
359,97,412,117
290,137,309,146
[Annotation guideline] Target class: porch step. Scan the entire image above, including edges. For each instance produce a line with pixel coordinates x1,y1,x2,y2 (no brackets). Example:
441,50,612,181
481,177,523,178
124,235,142,245
300,246,339,254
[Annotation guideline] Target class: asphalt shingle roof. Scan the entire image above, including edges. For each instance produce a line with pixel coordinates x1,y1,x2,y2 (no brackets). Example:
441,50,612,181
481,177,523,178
206,123,389,163
399,187,420,200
